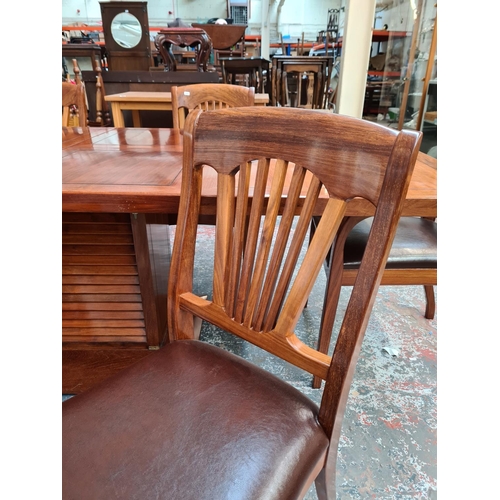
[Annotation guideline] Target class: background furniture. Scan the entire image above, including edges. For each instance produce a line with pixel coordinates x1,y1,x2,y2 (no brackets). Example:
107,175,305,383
100,1,153,71
155,28,212,72
62,81,87,127
192,23,246,67
271,55,333,108
220,56,270,94
171,83,255,129
62,106,422,499
71,58,111,127
62,43,103,81
104,88,266,128
81,70,220,127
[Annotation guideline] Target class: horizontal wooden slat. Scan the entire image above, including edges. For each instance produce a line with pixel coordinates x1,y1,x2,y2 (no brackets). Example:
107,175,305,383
63,327,146,337
342,268,437,286
63,284,141,294
62,255,137,265
62,294,143,302
63,310,144,320
62,245,136,255
62,335,146,343
62,213,131,224
63,319,145,328
62,302,144,311
63,265,138,275
62,234,135,245
62,223,133,234
62,275,140,285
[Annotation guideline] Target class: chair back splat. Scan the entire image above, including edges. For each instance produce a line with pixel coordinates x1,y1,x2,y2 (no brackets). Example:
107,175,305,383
171,83,255,130
63,107,422,499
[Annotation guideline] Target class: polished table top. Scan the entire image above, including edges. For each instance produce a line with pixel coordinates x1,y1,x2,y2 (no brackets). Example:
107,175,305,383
62,126,437,216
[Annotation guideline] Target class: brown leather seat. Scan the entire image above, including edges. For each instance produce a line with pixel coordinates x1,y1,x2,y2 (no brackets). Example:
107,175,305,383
344,217,437,270
63,340,329,499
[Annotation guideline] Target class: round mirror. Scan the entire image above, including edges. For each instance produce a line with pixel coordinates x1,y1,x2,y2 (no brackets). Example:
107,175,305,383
111,12,142,48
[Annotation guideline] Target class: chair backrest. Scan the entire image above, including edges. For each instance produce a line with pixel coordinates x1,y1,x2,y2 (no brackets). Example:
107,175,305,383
171,83,255,130
168,107,422,442
62,81,88,128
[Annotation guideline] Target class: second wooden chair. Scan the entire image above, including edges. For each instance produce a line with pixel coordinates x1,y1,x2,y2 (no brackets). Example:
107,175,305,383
171,83,255,130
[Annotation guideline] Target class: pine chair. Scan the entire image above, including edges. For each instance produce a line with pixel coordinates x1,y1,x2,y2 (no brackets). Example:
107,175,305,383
171,83,255,130
62,81,87,128
62,107,422,499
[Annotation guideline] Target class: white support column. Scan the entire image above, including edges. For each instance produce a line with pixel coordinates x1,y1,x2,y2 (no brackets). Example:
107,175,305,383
336,0,376,118
260,0,270,59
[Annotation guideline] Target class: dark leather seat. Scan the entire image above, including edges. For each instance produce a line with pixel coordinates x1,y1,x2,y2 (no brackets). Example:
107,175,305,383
63,340,329,500
344,217,437,270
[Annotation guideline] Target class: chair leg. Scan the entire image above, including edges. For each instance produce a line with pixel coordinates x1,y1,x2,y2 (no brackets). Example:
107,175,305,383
423,285,435,319
314,467,335,500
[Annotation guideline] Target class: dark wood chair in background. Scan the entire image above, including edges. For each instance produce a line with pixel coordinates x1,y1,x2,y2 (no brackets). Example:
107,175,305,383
171,83,255,130
62,81,87,127
155,28,213,72
63,107,422,499
271,55,333,108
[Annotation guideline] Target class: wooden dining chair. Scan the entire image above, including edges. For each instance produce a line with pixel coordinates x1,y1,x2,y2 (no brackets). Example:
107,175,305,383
62,107,422,499
171,82,255,130
62,81,87,128
310,215,437,389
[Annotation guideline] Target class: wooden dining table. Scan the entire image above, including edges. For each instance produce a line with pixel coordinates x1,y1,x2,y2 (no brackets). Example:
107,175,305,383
104,91,270,128
62,125,437,393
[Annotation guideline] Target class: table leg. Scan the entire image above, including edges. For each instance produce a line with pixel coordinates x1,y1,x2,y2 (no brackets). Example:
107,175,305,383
111,103,125,127
132,110,141,128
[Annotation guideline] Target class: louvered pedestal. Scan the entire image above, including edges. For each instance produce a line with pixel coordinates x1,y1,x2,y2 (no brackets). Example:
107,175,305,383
62,212,171,393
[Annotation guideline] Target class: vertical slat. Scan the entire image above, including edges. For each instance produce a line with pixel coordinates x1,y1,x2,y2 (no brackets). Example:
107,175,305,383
234,158,270,323
262,176,322,332
253,164,306,331
213,173,236,307
243,160,288,328
225,162,252,317
275,198,346,335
